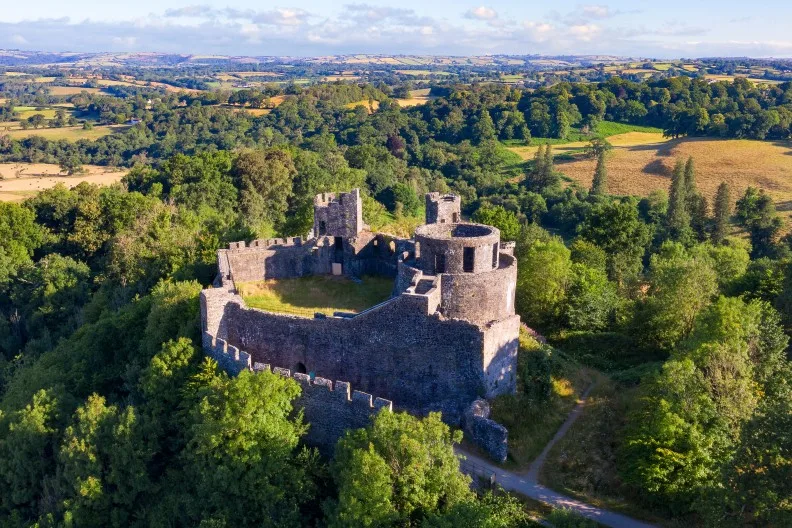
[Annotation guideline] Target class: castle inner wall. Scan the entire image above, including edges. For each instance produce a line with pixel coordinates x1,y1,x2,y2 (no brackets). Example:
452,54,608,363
202,288,511,422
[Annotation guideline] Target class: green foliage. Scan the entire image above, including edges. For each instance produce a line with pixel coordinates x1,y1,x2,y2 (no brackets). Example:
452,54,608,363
423,491,531,528
0,202,49,285
565,263,618,331
589,151,608,196
0,388,66,520
473,205,522,241
329,411,472,526
711,182,732,244
519,345,553,402
735,186,783,257
57,394,152,527
578,199,651,287
179,366,314,527
665,160,693,244
233,149,296,231
634,242,718,350
516,238,571,330
621,295,788,513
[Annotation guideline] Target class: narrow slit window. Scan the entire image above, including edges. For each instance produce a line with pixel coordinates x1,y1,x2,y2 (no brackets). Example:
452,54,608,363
492,243,499,268
463,247,475,272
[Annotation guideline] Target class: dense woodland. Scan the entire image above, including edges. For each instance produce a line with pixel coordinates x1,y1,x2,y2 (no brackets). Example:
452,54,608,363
0,75,791,527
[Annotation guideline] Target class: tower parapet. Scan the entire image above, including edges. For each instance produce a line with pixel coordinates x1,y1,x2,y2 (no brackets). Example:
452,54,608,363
425,192,461,225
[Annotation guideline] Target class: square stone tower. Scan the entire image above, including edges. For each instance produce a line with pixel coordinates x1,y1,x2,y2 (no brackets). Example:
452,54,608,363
425,192,461,225
313,189,364,238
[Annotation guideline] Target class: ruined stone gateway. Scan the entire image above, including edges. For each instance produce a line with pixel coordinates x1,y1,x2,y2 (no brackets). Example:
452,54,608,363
200,189,519,461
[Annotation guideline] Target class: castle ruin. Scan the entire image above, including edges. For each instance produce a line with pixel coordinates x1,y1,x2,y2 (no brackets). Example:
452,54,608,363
200,189,519,461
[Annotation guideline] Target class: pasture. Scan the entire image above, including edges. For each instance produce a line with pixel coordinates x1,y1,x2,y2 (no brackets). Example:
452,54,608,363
0,163,127,201
0,124,124,141
509,132,792,222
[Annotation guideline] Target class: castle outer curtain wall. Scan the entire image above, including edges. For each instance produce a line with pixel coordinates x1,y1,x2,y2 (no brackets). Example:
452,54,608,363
200,189,519,462
202,287,497,422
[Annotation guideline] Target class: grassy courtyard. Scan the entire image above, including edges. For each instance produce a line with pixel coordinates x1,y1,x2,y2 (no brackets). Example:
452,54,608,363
237,275,394,317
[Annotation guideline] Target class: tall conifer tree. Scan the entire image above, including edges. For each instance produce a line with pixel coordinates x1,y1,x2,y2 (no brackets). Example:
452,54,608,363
590,151,608,196
666,159,693,243
712,182,732,244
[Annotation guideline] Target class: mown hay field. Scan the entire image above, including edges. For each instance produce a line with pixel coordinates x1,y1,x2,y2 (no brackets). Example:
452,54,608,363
48,86,103,96
0,163,127,201
540,135,792,221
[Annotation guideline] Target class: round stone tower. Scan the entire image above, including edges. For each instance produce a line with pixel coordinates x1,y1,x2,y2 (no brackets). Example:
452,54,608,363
413,222,517,325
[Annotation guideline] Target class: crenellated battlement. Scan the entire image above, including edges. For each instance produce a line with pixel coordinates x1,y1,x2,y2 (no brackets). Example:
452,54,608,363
204,332,252,375
255,363,393,412
226,237,305,251
203,329,393,455
202,187,519,462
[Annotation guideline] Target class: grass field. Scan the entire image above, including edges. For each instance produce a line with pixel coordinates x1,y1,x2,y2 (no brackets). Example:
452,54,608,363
48,86,102,96
238,275,395,317
554,137,792,219
506,127,792,222
0,163,127,202
15,107,59,119
0,124,124,141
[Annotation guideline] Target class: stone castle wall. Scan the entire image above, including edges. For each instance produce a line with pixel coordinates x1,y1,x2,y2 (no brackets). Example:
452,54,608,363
202,328,392,456
425,192,461,225
201,288,516,423
313,189,364,238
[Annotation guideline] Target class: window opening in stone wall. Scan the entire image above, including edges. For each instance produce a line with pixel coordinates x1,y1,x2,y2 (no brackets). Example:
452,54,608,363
453,212,460,222
435,253,446,273
334,236,343,250
319,221,326,236
295,362,307,374
463,247,475,272
492,243,499,269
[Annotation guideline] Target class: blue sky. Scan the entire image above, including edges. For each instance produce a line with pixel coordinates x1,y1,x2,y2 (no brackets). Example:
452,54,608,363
2,1,792,58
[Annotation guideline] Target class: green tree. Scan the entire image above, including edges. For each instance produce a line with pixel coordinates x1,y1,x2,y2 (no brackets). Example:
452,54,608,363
735,187,783,258
233,149,296,233
57,394,152,528
0,389,65,520
179,364,313,527
565,263,618,331
665,160,693,244
578,199,651,287
711,182,732,244
589,151,608,196
328,411,471,526
515,238,571,329
683,157,708,239
524,145,558,193
635,243,718,350
473,109,496,144
473,205,522,241
0,202,49,285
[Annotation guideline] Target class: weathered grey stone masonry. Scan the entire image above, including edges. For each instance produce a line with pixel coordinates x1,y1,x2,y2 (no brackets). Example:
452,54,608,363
200,190,519,462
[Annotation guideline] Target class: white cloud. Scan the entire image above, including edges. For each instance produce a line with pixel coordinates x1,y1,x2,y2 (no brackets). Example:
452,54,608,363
465,6,498,21
580,5,611,19
112,36,137,47
0,4,785,59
